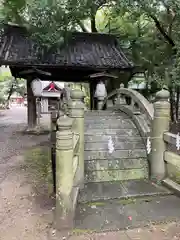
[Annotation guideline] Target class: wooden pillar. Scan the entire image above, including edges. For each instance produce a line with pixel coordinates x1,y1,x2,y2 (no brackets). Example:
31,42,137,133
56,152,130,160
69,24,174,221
89,81,97,110
89,82,94,110
27,79,37,130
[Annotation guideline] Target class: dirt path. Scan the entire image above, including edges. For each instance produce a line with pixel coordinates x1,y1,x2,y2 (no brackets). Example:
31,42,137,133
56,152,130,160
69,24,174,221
0,109,54,240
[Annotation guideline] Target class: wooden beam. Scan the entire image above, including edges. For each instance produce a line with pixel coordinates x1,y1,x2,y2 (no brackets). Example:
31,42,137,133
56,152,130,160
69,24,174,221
89,72,118,79
19,67,51,76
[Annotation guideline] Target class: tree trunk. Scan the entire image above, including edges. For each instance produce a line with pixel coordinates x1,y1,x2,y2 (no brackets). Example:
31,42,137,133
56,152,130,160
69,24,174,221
27,80,37,129
169,86,175,122
91,18,97,32
175,86,180,122
6,83,14,108
89,81,97,110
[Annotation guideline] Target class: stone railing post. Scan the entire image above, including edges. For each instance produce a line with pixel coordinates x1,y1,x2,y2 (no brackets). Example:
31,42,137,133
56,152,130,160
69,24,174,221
55,115,74,229
150,88,170,182
116,83,126,105
68,89,85,188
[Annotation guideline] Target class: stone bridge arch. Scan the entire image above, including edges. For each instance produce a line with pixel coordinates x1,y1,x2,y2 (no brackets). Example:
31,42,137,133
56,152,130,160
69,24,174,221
102,84,154,145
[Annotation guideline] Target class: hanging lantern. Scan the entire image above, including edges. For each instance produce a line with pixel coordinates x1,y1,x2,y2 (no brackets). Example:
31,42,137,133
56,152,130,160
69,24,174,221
31,78,42,97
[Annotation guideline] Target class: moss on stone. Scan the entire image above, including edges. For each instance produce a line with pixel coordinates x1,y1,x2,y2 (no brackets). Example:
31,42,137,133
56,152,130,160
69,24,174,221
87,201,106,207
117,198,136,205
167,163,180,184
72,228,94,234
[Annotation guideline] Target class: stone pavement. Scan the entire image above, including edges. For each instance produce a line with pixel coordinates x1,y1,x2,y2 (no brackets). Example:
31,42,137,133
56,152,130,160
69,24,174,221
74,195,180,232
50,221,180,239
70,222,180,239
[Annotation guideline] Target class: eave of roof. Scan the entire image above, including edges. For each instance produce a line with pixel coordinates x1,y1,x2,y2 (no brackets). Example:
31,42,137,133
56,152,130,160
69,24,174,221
0,23,134,71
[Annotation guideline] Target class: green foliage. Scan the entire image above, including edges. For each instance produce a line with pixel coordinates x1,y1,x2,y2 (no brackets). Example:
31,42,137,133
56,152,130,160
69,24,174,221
0,75,26,104
1,0,180,88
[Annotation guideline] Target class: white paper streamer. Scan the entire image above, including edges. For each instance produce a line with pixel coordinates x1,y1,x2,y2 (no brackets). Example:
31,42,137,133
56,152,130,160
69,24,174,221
176,133,180,151
146,137,151,154
108,136,114,154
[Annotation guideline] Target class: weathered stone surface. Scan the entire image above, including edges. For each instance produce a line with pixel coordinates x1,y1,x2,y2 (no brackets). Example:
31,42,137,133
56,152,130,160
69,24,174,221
85,118,132,123
84,149,146,160
85,110,128,117
84,116,129,121
85,135,143,143
75,195,180,231
167,163,180,184
78,180,171,203
85,122,136,129
84,141,145,151
84,110,148,183
85,158,147,171
150,89,170,181
122,180,171,197
85,128,140,136
85,169,147,182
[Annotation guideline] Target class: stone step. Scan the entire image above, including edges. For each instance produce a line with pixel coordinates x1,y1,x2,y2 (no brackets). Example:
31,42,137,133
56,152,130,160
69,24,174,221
85,135,143,143
78,180,172,203
84,112,130,120
84,141,145,151
84,128,140,136
84,149,147,160
85,158,147,171
85,122,136,129
85,115,129,120
75,195,179,232
85,118,133,124
85,168,148,183
85,110,122,116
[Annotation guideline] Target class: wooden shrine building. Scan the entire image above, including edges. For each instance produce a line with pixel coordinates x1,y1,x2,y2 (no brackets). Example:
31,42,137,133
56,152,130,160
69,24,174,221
0,23,134,129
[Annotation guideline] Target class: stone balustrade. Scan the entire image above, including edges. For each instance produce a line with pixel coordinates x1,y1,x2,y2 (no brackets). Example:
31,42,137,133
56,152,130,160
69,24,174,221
54,89,85,230
52,85,179,230
101,86,171,183
101,84,154,144
150,88,170,181
102,83,154,122
163,130,180,194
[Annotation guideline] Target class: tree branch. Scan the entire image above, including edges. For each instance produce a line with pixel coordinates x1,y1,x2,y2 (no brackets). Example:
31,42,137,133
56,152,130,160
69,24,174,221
149,14,175,47
76,20,90,32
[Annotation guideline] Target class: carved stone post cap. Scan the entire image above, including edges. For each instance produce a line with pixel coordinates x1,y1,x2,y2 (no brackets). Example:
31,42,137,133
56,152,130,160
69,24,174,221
155,88,170,101
70,89,84,100
58,110,65,117
57,115,73,130
120,83,124,88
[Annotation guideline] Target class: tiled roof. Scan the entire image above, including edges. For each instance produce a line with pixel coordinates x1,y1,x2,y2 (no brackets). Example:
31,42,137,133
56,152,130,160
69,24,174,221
0,24,134,70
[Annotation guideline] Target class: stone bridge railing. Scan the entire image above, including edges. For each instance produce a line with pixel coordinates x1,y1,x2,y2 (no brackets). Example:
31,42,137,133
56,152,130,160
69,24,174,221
50,85,179,230
101,84,154,142
53,89,85,230
163,132,180,195
101,86,175,186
